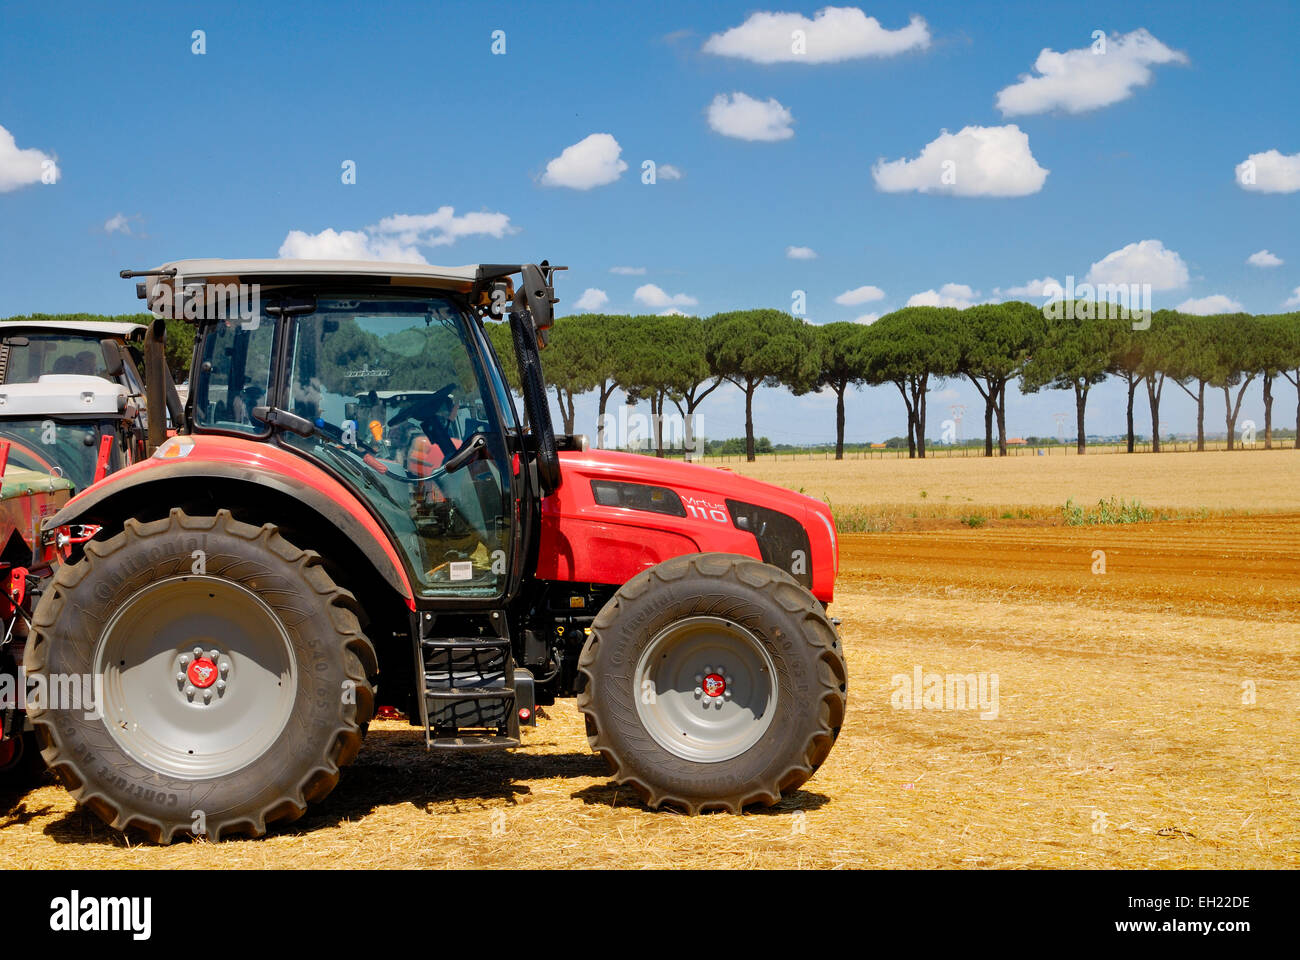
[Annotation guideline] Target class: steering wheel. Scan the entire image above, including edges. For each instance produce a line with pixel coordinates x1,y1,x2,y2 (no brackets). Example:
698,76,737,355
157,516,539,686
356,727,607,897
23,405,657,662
387,384,460,461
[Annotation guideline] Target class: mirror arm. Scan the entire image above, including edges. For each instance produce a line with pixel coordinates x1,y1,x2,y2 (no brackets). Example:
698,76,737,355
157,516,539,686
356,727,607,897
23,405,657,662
442,433,488,473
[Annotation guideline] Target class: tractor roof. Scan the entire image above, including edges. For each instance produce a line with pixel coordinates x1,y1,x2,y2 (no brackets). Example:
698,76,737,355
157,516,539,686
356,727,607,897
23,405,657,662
0,320,147,338
0,375,130,418
152,259,483,287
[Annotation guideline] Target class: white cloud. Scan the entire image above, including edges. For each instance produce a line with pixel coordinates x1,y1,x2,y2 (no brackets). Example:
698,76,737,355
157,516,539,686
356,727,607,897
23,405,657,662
1176,294,1244,315
279,206,515,263
1247,249,1283,268
574,288,610,311
540,133,628,189
634,283,698,308
103,213,134,235
854,312,881,325
1085,239,1188,291
995,28,1187,116
279,228,425,263
786,245,817,260
0,124,58,192
997,276,1062,299
707,93,794,142
371,207,515,246
658,164,683,181
1235,149,1300,194
702,8,929,64
659,308,692,316
872,124,1048,197
907,283,978,308
834,284,885,305
610,266,646,275
1285,287,1300,308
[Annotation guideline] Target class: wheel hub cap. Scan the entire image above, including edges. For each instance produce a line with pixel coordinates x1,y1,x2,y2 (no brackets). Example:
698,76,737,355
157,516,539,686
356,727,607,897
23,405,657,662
186,656,219,689
633,616,779,764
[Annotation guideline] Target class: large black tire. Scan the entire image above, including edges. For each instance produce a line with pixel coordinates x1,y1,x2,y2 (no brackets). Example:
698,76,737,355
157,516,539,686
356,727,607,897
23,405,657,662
577,553,847,814
25,508,376,842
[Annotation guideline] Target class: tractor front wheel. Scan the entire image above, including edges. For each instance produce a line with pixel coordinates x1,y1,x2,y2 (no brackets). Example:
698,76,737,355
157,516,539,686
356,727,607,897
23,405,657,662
577,553,847,814
25,509,376,842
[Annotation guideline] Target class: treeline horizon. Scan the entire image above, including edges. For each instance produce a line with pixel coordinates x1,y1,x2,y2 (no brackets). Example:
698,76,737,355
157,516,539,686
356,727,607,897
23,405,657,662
486,304,1300,460
7,306,1299,461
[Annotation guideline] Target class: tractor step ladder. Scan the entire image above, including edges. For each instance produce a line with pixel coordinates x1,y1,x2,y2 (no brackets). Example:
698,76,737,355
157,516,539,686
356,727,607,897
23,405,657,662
417,613,525,751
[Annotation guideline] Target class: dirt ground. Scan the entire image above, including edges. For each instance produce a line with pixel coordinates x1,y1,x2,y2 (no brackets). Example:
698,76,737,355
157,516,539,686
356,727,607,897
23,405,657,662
4,512,1296,869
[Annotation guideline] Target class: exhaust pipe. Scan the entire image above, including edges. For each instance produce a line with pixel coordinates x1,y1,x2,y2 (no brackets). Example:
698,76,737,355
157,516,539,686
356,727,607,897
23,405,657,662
144,317,168,454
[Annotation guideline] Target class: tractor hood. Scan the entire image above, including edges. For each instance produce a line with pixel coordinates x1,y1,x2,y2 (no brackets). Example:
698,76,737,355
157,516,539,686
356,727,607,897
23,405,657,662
560,449,830,516
537,449,839,603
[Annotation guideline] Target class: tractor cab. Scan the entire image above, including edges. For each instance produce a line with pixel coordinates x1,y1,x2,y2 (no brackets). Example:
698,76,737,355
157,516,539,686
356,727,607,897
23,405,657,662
184,288,520,596
0,320,152,445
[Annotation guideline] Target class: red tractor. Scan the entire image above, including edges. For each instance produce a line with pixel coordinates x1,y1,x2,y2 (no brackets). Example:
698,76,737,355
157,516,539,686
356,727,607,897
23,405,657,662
24,259,846,841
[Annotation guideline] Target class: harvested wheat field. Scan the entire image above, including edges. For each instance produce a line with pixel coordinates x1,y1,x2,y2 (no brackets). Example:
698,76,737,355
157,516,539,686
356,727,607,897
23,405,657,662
3,508,1296,868
722,448,1300,515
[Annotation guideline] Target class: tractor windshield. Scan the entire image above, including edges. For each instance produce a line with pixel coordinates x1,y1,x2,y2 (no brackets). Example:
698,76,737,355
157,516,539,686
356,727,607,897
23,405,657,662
278,295,515,598
1,333,113,382
0,417,124,491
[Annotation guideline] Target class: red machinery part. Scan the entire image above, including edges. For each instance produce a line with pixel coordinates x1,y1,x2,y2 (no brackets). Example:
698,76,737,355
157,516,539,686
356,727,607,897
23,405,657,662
538,450,837,603
93,434,114,484
0,564,25,621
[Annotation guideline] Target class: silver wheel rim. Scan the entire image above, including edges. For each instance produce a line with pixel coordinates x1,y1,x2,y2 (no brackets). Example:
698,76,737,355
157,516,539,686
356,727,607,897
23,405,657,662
633,616,778,763
94,576,297,779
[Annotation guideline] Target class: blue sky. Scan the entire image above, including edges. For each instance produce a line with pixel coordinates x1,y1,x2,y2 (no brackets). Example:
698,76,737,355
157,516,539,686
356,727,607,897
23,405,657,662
2,0,1298,445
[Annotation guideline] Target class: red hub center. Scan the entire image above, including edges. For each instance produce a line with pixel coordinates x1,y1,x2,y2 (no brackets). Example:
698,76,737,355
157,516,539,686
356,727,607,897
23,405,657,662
702,673,726,698
187,657,219,689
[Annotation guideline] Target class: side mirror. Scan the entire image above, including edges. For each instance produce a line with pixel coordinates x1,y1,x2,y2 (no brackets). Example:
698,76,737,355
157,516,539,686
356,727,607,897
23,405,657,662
514,262,565,345
100,339,125,378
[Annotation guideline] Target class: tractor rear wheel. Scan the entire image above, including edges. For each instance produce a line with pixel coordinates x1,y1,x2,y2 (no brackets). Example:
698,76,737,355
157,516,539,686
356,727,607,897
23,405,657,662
577,553,846,814
25,508,376,842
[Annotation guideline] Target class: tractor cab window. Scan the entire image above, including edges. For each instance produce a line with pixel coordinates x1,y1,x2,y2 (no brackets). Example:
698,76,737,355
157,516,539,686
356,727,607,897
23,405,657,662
281,296,513,599
192,316,276,434
2,334,111,382
0,417,125,491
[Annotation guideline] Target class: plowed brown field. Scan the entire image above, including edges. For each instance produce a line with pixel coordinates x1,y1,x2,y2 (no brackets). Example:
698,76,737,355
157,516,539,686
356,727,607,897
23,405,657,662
3,464,1298,868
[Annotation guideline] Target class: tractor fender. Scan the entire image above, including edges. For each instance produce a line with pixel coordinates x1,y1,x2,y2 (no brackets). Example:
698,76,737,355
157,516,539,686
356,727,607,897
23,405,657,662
42,456,414,603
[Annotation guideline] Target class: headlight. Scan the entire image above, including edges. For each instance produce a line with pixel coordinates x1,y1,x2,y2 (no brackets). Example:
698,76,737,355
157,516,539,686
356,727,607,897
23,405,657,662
590,480,686,517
